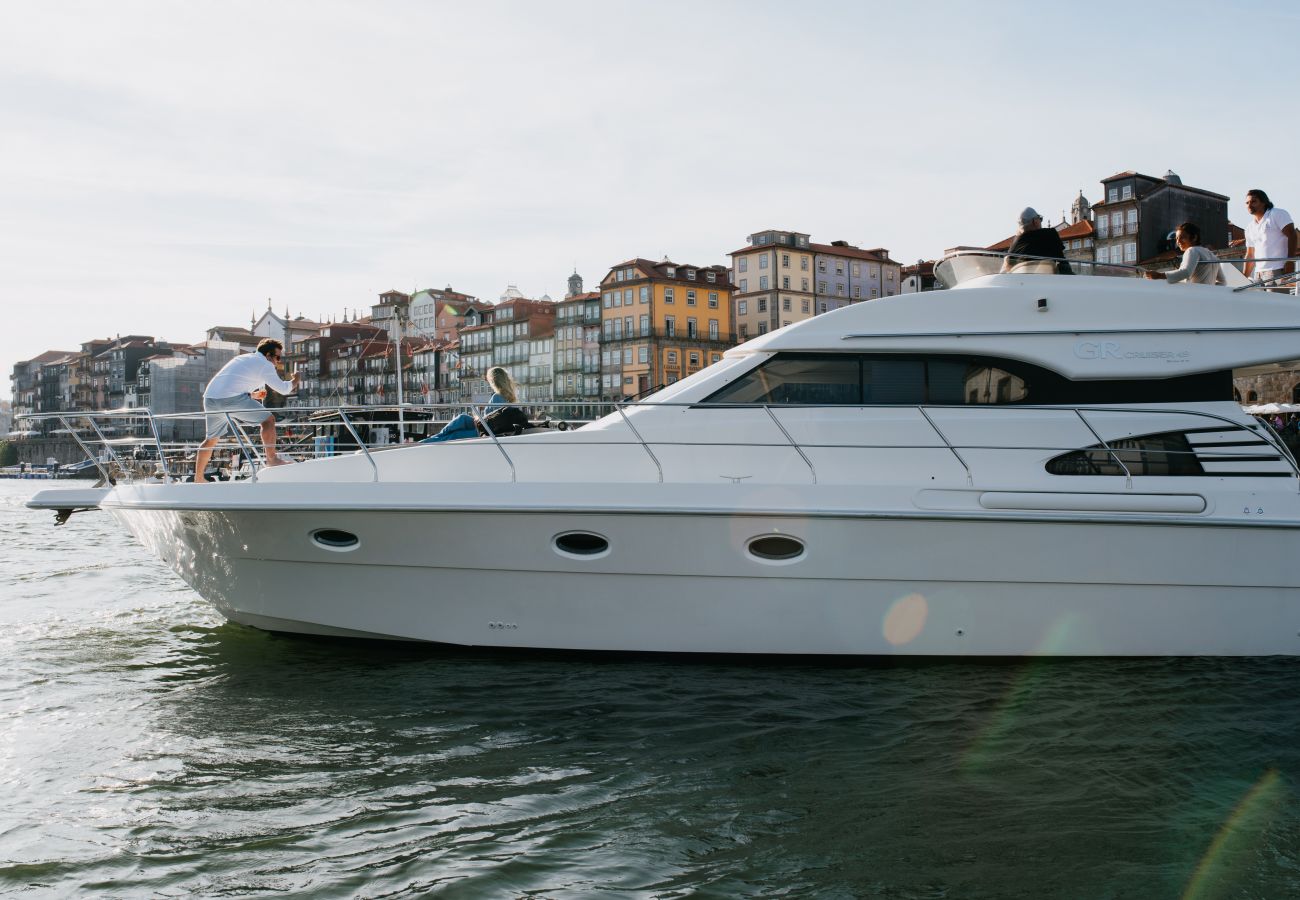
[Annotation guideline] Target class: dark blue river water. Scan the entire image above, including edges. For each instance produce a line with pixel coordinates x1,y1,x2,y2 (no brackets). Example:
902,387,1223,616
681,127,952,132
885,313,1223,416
2,480,1298,898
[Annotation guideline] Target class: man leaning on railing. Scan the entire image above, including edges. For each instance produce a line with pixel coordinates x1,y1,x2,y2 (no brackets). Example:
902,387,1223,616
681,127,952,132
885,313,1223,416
193,338,300,483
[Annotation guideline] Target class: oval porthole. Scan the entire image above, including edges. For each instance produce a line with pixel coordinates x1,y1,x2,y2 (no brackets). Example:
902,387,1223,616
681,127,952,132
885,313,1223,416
554,531,610,558
747,534,805,562
311,528,360,551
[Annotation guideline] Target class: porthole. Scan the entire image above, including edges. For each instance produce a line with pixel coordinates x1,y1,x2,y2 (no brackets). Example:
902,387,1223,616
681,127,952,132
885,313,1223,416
554,531,610,559
746,534,805,563
311,528,360,552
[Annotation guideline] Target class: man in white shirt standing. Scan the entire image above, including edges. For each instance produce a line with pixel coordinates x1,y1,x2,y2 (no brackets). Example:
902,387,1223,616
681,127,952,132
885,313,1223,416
1241,188,1296,284
193,338,300,483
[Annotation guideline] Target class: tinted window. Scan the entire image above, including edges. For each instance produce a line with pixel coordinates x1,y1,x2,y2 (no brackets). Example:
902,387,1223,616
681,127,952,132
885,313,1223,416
706,357,860,404
1046,432,1204,477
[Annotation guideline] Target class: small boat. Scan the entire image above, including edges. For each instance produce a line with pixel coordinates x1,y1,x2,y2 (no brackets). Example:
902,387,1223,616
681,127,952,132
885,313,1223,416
28,254,1300,655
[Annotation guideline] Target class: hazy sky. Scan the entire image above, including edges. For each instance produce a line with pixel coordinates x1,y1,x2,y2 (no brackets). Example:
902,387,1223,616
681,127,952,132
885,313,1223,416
3,0,1298,381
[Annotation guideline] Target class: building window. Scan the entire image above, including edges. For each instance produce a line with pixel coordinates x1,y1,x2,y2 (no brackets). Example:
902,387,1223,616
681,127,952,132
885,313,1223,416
1121,185,1133,200
667,350,678,364
689,352,700,367
640,314,649,335
708,292,718,308
640,286,649,303
739,324,748,339
801,278,809,291
706,271,716,283
1098,216,1109,238
836,284,845,296
687,318,697,338
1108,187,1118,203
687,290,696,305
782,297,791,311
739,278,747,292
759,275,769,290
818,281,827,293
1125,242,1137,262
782,254,790,268
851,263,860,277
1126,209,1138,234
759,255,769,269
603,293,613,308
819,302,828,313
738,257,748,273
758,298,767,312
782,276,790,289
623,348,632,365
852,286,861,299
665,287,674,303
1111,212,1122,233
801,257,809,270
801,299,810,313
665,317,676,337
835,262,844,275
639,345,648,363
758,322,768,335
817,259,826,272
666,267,675,277
738,300,747,314
709,320,719,340
686,269,696,280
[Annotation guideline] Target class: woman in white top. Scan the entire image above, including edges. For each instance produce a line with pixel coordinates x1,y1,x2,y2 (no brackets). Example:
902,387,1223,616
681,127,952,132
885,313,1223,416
1145,222,1224,285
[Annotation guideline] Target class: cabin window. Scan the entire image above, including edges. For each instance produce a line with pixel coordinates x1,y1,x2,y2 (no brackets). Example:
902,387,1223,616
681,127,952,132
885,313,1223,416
1046,432,1204,477
698,353,1231,407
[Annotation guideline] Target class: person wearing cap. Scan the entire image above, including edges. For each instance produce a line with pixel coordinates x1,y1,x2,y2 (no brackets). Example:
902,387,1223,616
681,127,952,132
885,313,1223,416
1001,207,1073,274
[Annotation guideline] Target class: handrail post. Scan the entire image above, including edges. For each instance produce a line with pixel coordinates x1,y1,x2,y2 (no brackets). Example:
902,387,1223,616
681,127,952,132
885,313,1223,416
615,401,663,483
59,415,113,484
83,415,129,478
143,407,172,482
227,413,259,483
763,405,816,484
917,406,973,485
338,409,379,482
1074,409,1132,489
476,408,518,483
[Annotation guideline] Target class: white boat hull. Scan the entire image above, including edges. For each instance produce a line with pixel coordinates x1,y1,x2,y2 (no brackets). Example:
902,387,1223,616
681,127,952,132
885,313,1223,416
107,496,1300,656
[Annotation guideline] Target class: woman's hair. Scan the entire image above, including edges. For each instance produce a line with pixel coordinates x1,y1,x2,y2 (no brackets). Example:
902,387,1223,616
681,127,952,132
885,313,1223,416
486,366,518,403
1247,189,1274,211
1176,222,1202,245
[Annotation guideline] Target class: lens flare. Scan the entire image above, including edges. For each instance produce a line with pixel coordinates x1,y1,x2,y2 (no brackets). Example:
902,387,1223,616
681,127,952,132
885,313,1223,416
1182,768,1286,900
882,592,928,646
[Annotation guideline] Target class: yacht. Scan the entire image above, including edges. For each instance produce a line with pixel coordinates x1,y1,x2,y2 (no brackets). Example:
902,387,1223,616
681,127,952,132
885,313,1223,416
28,258,1300,655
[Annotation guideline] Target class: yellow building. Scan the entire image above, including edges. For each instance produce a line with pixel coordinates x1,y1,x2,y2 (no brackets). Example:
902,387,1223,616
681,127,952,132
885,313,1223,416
598,258,735,398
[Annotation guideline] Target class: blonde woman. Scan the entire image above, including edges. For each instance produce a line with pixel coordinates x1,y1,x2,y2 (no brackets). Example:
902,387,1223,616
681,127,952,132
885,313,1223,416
422,366,519,443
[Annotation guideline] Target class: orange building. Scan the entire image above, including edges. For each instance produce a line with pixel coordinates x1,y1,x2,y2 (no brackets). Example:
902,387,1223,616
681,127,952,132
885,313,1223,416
598,258,735,398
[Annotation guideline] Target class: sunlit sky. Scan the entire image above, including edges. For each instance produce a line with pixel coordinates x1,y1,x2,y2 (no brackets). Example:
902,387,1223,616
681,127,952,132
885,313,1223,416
3,0,1297,382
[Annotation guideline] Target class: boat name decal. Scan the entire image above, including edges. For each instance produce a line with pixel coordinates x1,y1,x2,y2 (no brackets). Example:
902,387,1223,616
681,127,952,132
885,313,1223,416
1074,341,1191,363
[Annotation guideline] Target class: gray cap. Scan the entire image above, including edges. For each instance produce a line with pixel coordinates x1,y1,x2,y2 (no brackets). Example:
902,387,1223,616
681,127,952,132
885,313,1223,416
1019,207,1042,226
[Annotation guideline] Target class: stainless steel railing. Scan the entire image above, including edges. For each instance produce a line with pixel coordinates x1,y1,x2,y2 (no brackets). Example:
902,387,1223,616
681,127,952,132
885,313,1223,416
17,400,1300,490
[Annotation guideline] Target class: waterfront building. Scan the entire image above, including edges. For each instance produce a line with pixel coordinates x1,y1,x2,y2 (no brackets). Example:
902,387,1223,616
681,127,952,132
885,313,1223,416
599,258,733,398
457,305,496,402
1091,170,1229,268
490,294,556,402
289,322,385,407
409,286,482,342
204,325,258,352
811,240,902,308
553,291,601,415
729,230,815,342
900,261,939,293
251,301,327,350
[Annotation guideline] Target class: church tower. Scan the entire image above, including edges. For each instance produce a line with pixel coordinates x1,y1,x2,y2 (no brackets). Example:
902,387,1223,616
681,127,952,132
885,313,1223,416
1070,190,1091,225
566,269,583,298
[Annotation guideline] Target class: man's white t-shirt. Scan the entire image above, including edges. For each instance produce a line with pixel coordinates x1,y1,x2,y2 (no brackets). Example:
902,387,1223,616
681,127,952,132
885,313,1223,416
204,353,296,401
1245,207,1294,272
